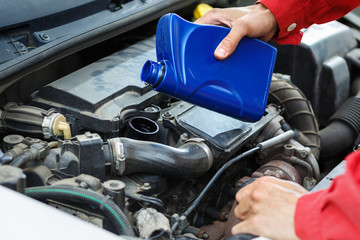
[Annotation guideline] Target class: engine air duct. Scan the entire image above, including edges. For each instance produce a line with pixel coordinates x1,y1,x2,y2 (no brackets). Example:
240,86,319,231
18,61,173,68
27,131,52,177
109,137,213,178
268,77,321,159
0,103,71,139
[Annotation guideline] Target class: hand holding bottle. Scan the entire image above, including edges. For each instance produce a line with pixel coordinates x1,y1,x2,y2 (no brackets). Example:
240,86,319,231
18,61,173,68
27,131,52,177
195,4,278,60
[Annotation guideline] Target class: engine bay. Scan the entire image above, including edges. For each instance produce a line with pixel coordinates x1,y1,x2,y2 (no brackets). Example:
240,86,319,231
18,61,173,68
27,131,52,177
1,1,360,239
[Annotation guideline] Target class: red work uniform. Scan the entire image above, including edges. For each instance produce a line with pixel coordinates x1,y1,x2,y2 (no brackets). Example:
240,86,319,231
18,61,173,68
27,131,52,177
258,0,360,238
294,151,360,239
259,0,360,44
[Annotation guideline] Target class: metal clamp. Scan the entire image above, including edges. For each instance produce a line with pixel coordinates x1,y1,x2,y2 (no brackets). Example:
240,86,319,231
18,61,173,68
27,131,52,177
109,138,126,175
171,214,189,236
42,113,61,139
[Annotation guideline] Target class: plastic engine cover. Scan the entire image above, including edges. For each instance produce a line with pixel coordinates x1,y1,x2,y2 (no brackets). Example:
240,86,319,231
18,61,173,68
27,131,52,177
30,37,160,138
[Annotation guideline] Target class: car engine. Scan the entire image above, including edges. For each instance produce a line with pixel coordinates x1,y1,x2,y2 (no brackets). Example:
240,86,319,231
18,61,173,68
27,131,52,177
1,1,360,239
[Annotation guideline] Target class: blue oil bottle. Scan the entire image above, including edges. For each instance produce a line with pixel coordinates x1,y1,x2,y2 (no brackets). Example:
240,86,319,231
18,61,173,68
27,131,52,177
141,13,277,122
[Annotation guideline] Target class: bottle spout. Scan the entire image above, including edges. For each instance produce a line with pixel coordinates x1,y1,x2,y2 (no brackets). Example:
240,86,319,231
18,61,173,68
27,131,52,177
141,60,164,87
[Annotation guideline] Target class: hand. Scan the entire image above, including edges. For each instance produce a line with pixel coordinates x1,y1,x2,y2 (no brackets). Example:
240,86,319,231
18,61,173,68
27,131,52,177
232,176,308,240
195,4,278,60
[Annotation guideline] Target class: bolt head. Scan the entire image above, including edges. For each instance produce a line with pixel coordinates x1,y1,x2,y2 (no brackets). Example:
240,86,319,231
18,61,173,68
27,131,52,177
39,33,50,41
300,150,308,158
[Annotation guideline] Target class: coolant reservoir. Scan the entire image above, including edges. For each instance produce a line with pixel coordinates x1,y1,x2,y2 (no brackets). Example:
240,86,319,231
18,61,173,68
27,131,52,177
141,13,277,122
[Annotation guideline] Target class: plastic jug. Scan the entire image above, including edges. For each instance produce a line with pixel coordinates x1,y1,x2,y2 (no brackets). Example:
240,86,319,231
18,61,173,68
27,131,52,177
141,13,277,122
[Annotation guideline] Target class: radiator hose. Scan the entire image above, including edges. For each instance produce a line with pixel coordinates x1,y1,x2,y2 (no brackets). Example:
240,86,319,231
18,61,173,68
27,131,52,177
25,186,135,236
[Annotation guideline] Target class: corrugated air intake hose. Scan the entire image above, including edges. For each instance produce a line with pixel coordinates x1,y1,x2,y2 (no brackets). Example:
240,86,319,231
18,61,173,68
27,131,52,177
268,77,321,159
319,96,360,157
25,186,135,236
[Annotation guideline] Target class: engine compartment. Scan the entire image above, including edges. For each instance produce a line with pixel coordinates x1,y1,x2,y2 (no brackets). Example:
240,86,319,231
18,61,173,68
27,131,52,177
1,2,360,239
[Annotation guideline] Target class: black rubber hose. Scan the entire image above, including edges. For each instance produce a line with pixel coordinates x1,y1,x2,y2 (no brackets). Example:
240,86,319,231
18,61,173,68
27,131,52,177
320,97,360,157
126,192,166,214
9,146,41,167
268,78,321,159
119,138,213,178
0,153,12,165
226,234,257,240
9,153,30,167
10,144,46,168
0,103,46,136
182,146,260,218
25,186,135,236
171,146,260,237
330,97,360,133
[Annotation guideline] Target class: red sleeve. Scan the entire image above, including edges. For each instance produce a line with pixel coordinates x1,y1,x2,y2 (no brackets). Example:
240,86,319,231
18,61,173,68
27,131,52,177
257,0,360,45
294,151,360,239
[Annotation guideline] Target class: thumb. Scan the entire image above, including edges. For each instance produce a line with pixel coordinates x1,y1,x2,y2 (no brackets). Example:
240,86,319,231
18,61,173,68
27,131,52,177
214,25,245,60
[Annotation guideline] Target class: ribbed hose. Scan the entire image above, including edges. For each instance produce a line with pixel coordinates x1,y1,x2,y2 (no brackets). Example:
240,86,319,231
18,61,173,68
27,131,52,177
0,103,46,136
320,97,360,157
268,78,321,159
25,186,135,236
330,97,360,133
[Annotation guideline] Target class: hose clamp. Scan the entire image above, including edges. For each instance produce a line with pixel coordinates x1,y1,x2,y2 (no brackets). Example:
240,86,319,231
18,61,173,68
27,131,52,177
182,138,213,169
109,138,126,175
182,137,205,144
42,113,61,139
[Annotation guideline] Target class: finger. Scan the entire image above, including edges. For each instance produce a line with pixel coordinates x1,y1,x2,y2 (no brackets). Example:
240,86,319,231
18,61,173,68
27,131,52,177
257,176,308,194
195,8,230,26
234,176,306,220
234,202,250,220
194,8,217,24
234,177,279,219
240,176,307,195
234,180,259,219
235,178,258,202
214,20,247,60
231,218,259,236
194,12,213,24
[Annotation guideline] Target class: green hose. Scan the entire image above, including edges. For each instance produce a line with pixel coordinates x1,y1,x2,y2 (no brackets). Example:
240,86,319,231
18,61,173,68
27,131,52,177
25,186,135,236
